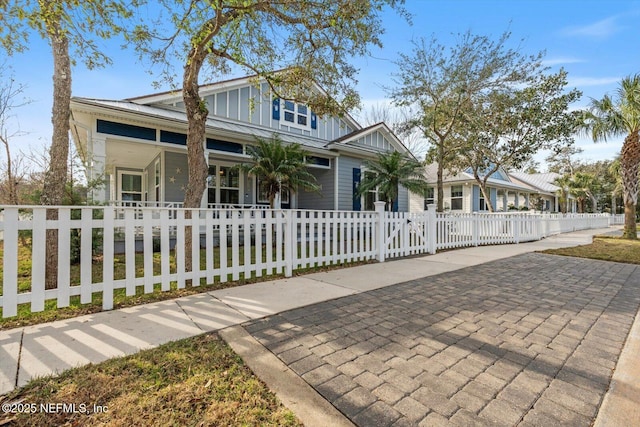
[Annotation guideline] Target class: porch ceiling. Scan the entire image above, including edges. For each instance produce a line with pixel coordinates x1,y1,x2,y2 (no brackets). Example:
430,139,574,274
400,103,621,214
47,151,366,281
106,140,161,172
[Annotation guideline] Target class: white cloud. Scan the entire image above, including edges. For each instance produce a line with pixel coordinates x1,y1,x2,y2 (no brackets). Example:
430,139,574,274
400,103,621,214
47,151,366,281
542,57,585,66
562,17,620,38
568,77,620,88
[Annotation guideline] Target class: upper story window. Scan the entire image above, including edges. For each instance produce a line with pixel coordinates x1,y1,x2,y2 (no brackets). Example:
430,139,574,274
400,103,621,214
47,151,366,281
274,98,317,130
283,100,309,128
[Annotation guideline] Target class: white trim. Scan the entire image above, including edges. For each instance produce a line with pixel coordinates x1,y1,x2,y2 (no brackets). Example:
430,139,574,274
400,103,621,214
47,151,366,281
360,166,380,211
205,160,244,207
116,170,144,203
279,99,311,132
334,156,339,210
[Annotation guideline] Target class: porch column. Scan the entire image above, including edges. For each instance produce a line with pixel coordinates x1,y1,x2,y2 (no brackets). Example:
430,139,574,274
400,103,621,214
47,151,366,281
90,135,107,203
502,191,508,211
514,192,520,209
525,193,530,209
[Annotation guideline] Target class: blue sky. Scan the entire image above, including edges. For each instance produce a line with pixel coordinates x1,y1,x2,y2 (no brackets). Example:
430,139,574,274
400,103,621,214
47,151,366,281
3,0,640,170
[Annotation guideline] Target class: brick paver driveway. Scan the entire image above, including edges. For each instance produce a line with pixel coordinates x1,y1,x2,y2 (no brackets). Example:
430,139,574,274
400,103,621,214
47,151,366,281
245,253,640,426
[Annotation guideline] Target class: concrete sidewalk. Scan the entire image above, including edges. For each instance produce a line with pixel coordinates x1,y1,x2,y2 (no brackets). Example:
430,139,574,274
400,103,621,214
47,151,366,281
1,227,637,426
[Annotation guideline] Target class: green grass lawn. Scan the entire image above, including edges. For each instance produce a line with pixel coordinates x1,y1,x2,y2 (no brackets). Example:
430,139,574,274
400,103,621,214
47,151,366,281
541,235,640,264
0,239,372,329
0,333,301,427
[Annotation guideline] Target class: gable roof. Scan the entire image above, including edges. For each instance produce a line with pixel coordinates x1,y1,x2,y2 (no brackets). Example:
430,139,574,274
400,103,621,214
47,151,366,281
327,122,415,158
125,72,363,132
509,172,561,194
424,163,534,192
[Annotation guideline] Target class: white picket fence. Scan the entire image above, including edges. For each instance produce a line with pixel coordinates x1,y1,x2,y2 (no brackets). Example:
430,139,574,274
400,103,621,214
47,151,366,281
0,202,619,318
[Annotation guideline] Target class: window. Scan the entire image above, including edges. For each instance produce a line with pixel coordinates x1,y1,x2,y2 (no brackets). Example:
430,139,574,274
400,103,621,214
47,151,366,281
424,187,435,210
297,105,308,125
206,138,243,154
207,165,240,205
362,171,378,211
306,156,330,168
282,100,309,129
284,100,295,123
451,185,463,210
479,190,486,211
118,171,143,204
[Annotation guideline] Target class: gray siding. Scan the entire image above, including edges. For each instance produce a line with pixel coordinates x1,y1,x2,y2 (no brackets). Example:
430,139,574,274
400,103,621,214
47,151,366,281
250,86,261,124
349,130,392,153
195,82,357,142
239,87,250,122
228,89,239,120
163,151,189,203
398,186,409,212
297,168,334,210
215,92,227,117
337,155,362,211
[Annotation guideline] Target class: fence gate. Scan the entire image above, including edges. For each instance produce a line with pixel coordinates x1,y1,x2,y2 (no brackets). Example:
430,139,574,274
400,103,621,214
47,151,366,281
383,211,432,259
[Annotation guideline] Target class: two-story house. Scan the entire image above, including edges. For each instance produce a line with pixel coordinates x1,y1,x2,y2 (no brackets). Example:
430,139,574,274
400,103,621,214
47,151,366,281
69,74,415,212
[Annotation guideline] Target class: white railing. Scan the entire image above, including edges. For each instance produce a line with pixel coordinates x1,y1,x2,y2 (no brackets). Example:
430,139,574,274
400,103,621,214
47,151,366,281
0,204,619,318
609,214,625,225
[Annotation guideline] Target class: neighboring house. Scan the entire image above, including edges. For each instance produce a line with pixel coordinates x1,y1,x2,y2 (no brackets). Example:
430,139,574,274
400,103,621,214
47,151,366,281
423,163,546,213
509,172,577,213
69,74,414,211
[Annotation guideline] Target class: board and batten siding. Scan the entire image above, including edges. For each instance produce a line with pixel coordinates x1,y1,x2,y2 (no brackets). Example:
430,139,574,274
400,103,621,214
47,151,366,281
176,82,354,142
397,186,409,213
163,151,189,203
347,130,393,153
337,155,362,211
297,168,335,210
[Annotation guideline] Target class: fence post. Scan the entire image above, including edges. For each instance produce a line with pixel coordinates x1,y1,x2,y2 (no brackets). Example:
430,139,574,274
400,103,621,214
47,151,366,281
375,201,386,262
427,204,437,254
2,207,19,318
513,215,520,244
472,213,479,246
284,209,294,277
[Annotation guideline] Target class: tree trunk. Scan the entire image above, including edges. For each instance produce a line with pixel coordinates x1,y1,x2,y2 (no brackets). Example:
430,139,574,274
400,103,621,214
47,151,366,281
1,137,18,204
620,132,640,239
436,159,444,212
41,21,72,290
623,201,637,239
588,193,597,213
181,47,210,277
478,180,495,212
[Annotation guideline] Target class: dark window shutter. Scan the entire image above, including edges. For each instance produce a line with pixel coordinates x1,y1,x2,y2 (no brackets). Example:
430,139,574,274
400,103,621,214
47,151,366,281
352,168,361,211
393,197,399,212
311,112,317,129
272,98,280,120
472,185,480,212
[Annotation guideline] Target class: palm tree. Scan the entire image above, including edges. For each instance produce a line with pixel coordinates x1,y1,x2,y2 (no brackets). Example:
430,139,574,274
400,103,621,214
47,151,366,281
581,75,640,239
570,172,599,213
554,174,572,214
356,151,430,211
238,135,320,208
